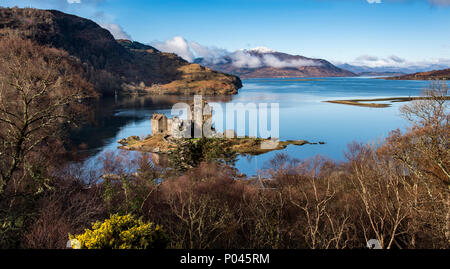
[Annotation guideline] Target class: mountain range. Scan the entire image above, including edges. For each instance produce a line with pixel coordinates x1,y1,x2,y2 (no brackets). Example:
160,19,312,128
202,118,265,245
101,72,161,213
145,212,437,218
194,48,355,78
337,63,450,76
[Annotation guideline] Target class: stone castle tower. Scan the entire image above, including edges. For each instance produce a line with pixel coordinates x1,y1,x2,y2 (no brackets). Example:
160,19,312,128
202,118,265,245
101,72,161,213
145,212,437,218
150,99,214,139
151,114,168,135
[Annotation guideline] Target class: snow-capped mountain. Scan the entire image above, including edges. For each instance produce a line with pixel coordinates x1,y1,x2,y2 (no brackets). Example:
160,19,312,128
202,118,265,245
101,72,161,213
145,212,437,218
247,46,277,54
195,48,355,78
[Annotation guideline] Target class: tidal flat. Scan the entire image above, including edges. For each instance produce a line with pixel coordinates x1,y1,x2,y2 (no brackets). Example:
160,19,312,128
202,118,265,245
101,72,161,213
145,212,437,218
324,96,450,108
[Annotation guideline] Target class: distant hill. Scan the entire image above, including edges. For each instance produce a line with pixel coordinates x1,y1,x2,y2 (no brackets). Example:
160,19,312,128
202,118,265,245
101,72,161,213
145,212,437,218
384,68,450,80
357,72,406,77
195,48,355,78
337,63,450,76
0,8,242,96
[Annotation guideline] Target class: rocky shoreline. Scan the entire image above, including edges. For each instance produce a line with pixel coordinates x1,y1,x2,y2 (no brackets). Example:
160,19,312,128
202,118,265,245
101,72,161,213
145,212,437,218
118,134,323,155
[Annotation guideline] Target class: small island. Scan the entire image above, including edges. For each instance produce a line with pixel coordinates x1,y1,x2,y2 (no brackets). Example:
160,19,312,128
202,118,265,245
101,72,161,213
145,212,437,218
118,111,321,156
118,133,313,155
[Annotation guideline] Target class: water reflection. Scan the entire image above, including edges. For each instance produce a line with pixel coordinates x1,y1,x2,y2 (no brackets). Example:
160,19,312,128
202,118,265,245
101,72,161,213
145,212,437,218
69,95,233,160
70,77,440,176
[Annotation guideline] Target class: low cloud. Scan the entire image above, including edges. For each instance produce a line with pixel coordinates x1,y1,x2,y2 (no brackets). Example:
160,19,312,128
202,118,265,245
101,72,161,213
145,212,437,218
100,23,131,40
152,36,195,62
261,54,321,68
152,36,234,65
229,50,263,68
190,41,229,65
351,54,406,67
340,55,410,67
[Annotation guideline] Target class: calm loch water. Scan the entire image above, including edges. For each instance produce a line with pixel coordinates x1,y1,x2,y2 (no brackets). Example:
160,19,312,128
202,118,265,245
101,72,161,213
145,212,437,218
73,77,436,176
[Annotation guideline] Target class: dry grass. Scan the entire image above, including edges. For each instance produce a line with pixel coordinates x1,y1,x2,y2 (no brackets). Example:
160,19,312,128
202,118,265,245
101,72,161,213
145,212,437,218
158,64,241,95
118,134,177,153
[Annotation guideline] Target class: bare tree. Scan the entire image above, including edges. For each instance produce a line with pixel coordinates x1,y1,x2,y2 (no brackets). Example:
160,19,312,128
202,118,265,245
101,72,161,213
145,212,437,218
283,157,351,249
387,81,450,247
398,81,449,183
160,172,236,249
0,33,95,196
348,144,410,249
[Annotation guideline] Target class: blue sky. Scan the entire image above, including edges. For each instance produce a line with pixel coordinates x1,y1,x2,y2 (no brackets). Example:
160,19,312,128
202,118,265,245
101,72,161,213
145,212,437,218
2,0,450,68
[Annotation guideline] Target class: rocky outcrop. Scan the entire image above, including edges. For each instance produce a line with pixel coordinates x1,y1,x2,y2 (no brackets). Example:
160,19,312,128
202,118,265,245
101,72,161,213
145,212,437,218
118,40,242,95
0,7,242,96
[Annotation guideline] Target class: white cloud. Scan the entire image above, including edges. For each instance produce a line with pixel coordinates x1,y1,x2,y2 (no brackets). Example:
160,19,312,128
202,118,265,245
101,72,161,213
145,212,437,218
248,47,276,53
355,55,380,62
67,0,81,3
230,50,264,68
349,54,450,69
227,46,320,68
389,55,405,63
367,0,382,4
411,58,450,68
189,42,229,64
352,55,403,67
261,54,321,68
100,23,131,40
152,36,195,62
152,37,231,64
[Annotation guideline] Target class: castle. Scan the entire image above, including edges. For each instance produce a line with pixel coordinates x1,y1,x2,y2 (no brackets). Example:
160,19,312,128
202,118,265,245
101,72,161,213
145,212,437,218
150,98,215,139
151,113,189,138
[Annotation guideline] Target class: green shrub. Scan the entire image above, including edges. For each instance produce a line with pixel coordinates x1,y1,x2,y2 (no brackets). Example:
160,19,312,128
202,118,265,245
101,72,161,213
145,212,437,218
69,214,168,249
169,137,237,172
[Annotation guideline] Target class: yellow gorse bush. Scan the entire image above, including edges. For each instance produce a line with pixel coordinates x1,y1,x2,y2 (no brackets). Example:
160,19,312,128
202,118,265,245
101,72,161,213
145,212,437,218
69,214,168,249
